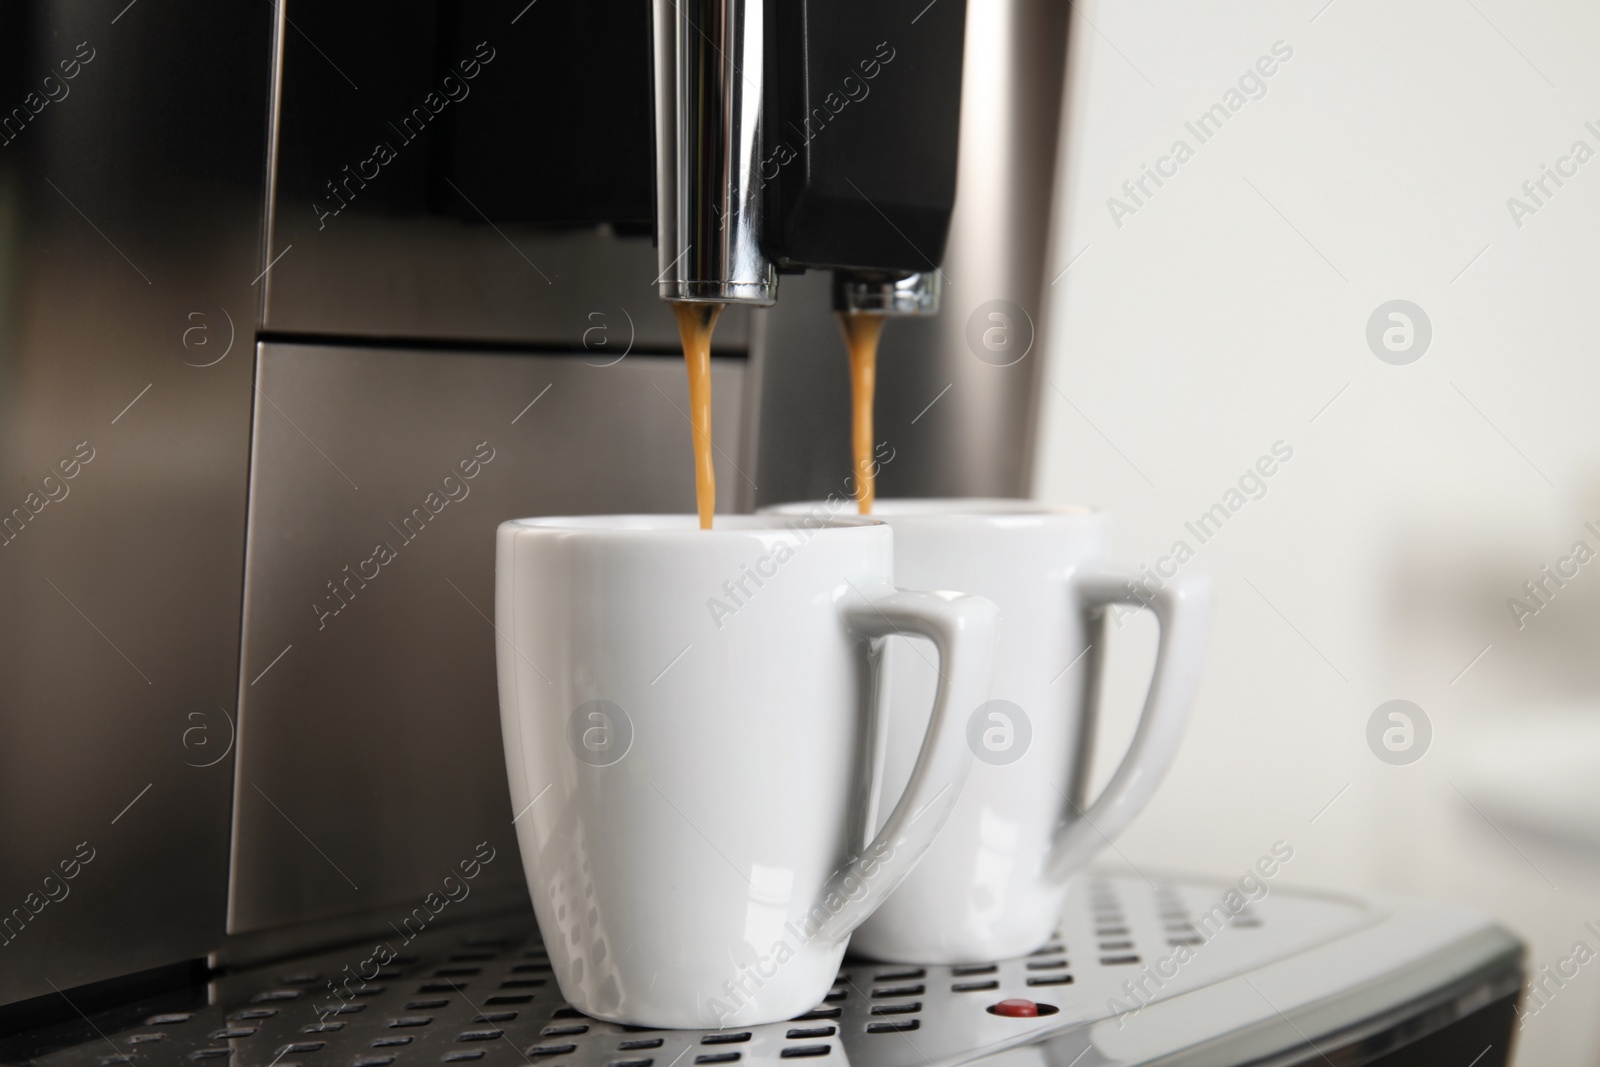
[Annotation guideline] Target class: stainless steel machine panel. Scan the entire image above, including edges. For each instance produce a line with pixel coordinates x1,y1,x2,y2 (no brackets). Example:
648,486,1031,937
230,342,748,936
0,0,272,1006
262,216,752,356
258,0,750,351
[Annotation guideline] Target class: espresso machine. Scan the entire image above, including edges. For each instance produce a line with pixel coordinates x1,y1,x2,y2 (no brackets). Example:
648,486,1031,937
0,1,1522,1063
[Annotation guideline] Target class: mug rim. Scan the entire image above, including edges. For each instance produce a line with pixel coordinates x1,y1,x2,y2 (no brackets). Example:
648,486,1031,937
501,513,886,535
762,497,1099,521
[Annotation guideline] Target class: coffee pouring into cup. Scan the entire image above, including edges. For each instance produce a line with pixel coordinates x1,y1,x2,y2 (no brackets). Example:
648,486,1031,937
495,514,997,1027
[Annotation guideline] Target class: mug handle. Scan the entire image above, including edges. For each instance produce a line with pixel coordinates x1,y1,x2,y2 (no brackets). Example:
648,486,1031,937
806,587,998,948
1045,568,1213,884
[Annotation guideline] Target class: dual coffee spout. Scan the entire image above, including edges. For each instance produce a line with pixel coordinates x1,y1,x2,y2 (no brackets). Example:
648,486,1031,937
651,0,965,318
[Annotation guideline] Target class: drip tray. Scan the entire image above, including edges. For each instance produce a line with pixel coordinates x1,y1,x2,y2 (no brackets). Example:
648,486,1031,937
13,875,1522,1067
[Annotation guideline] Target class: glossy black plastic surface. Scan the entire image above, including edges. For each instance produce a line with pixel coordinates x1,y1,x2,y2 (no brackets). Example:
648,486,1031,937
761,0,968,273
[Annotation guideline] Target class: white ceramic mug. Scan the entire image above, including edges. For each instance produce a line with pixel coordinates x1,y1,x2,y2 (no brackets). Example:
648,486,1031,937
494,514,997,1027
763,499,1213,962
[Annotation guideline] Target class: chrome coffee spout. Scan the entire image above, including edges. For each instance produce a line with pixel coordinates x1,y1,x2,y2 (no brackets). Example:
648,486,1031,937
832,271,942,316
651,0,776,305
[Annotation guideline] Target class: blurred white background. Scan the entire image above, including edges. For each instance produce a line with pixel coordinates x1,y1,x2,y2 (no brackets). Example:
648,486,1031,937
1034,2,1600,1064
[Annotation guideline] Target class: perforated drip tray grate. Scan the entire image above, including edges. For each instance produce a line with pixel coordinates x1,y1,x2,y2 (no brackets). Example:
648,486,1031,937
17,875,1456,1067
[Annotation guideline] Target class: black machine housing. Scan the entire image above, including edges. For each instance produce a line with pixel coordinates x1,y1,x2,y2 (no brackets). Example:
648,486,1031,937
761,0,968,275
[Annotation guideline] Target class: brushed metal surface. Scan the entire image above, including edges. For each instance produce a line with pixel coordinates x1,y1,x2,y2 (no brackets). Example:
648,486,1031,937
262,215,752,353
259,0,751,348
0,0,271,1006
750,0,1069,505
230,342,747,935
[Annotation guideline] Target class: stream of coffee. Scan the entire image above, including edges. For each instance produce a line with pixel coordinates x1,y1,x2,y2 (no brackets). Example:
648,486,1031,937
837,311,888,514
673,301,725,530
